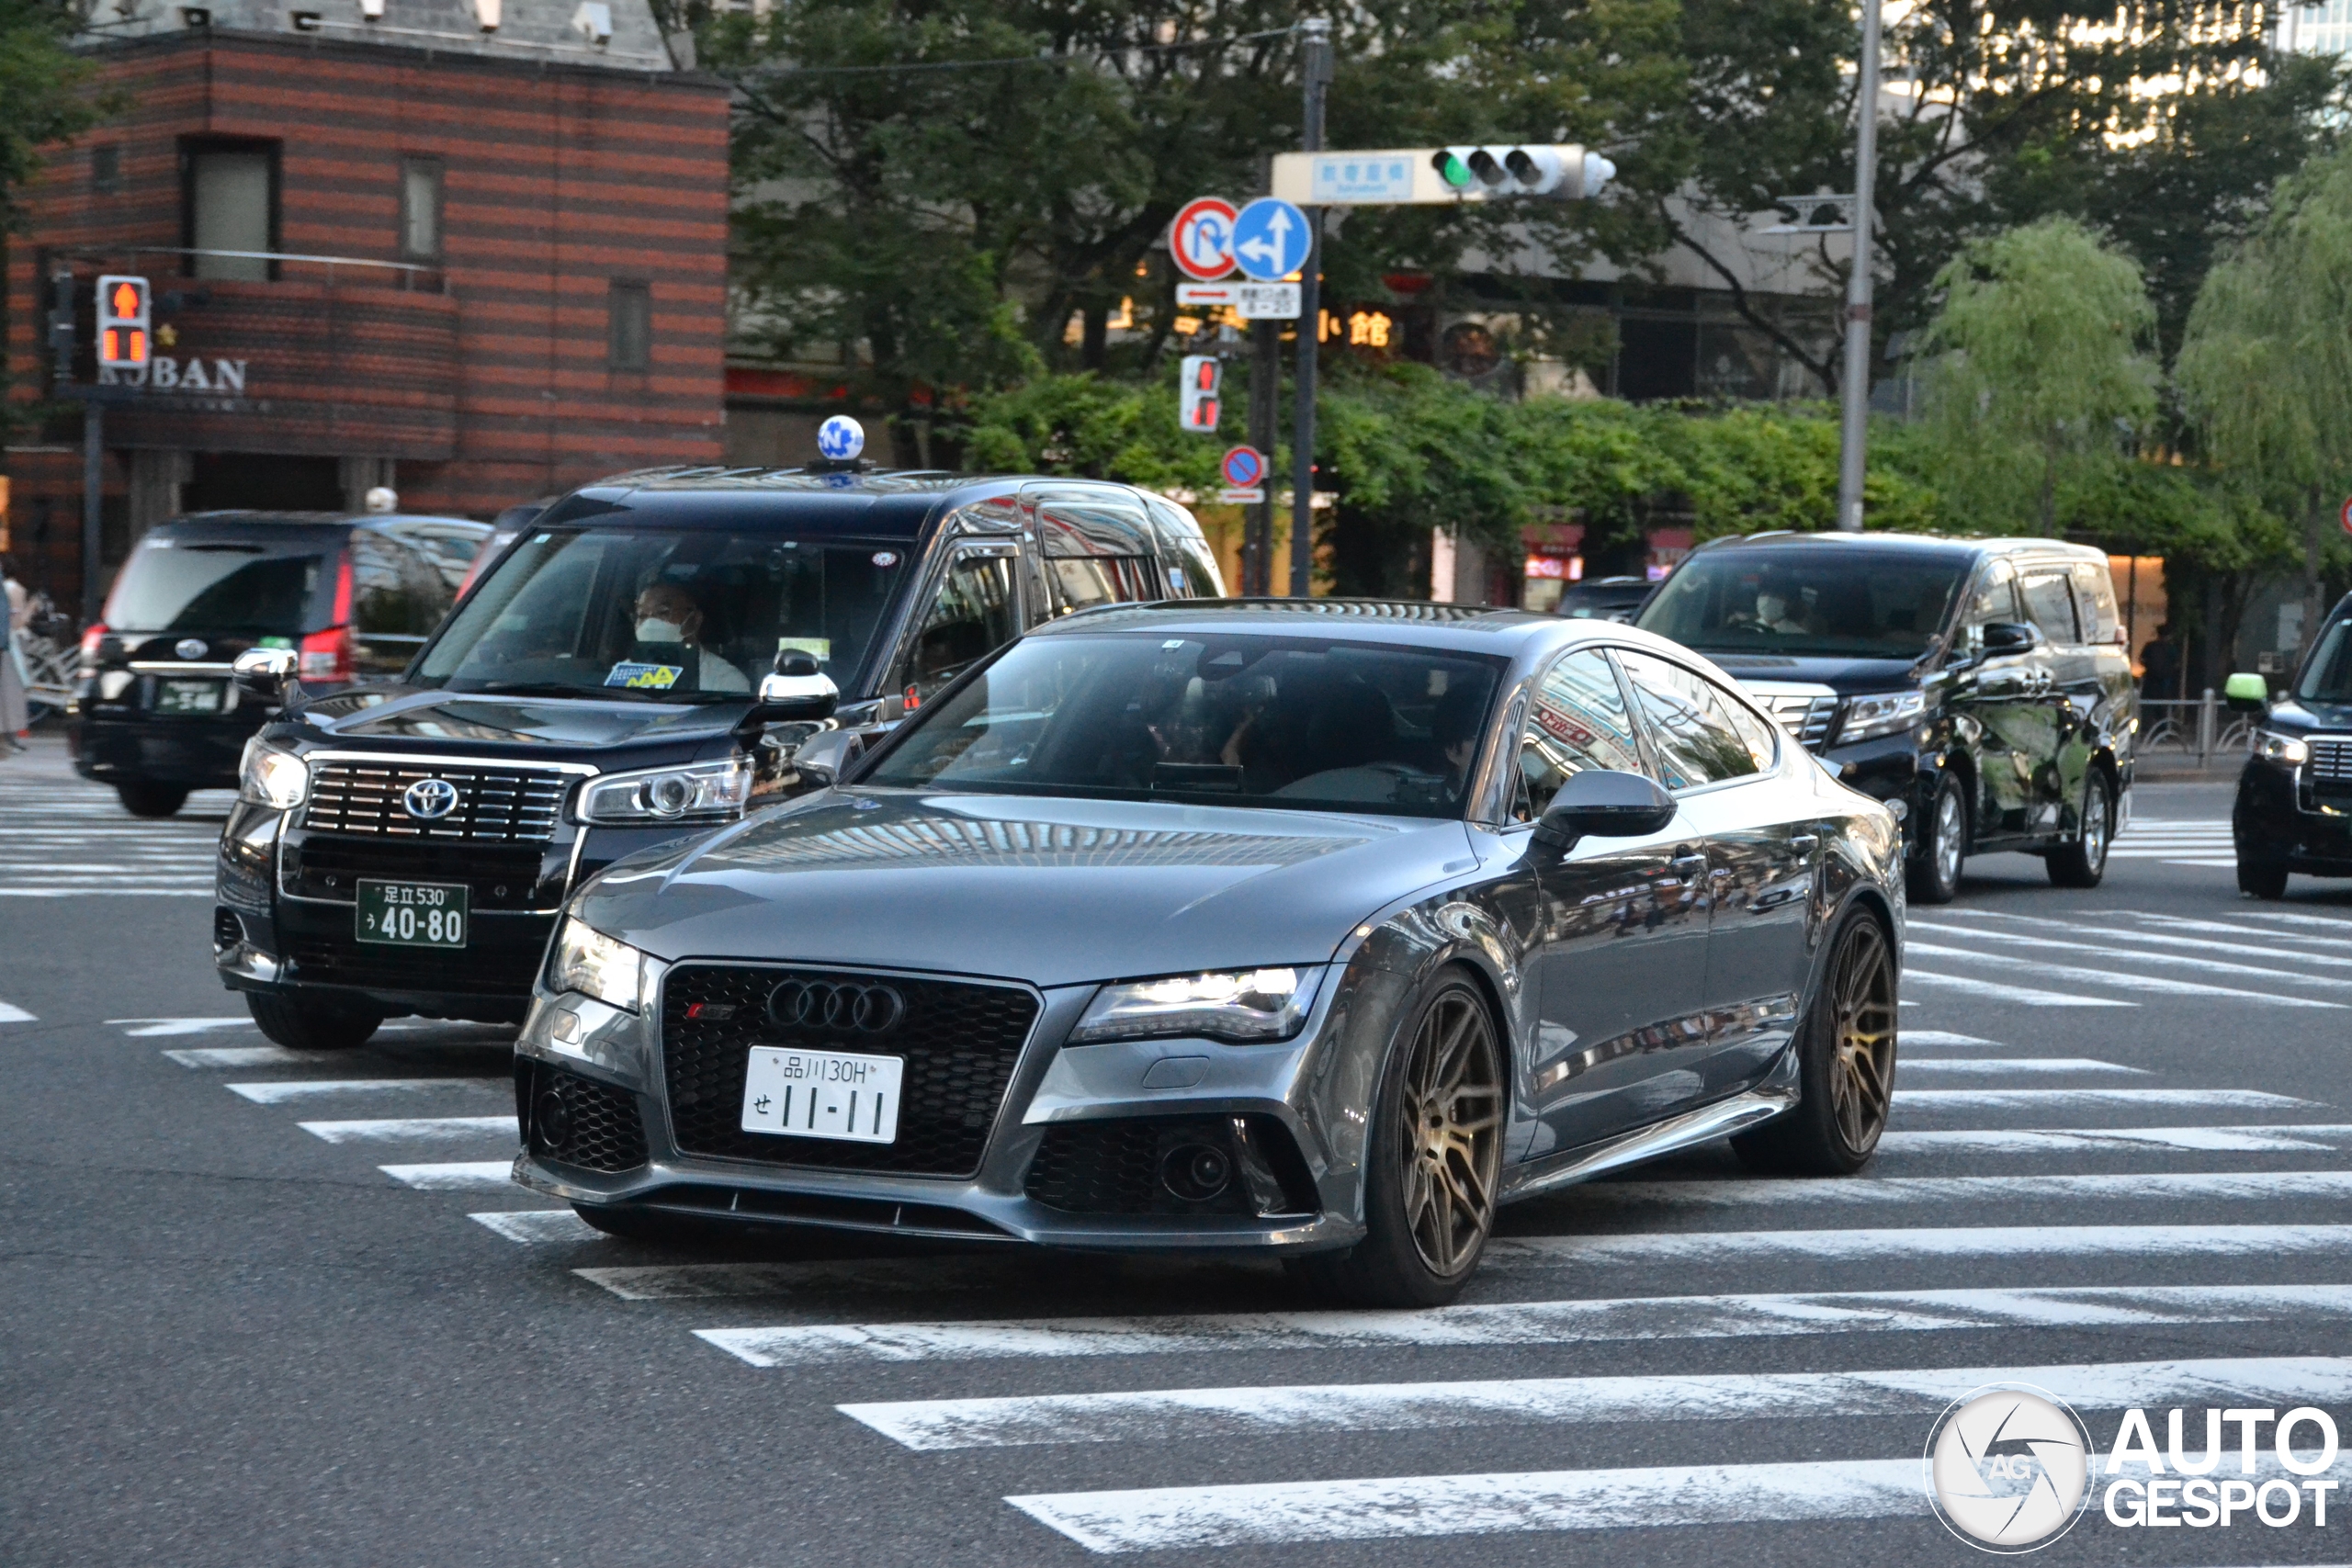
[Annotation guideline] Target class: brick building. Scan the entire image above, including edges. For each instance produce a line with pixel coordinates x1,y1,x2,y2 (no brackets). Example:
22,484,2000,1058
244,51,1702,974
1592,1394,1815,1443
3,0,728,612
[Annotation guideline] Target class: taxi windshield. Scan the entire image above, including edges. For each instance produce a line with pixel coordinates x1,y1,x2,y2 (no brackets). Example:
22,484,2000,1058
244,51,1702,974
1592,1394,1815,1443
864,632,1505,819
2299,618,2352,705
1639,548,1973,659
414,527,907,701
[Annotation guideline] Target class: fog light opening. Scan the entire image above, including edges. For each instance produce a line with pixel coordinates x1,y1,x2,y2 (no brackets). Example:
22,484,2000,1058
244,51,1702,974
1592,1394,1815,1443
534,1090,574,1154
1161,1143,1231,1202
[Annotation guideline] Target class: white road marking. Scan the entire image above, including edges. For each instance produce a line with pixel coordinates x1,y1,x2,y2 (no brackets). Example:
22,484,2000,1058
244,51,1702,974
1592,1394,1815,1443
381,1161,515,1190
163,1044,334,1068
2133,912,2352,949
853,1355,2352,1452
1894,1087,2318,1111
298,1115,513,1143
226,1077,502,1104
1897,1030,1998,1046
1896,1057,2143,1077
1487,1223,2352,1268
1577,1169,2352,1208
582,1258,1040,1301
1951,911,2352,970
110,1017,254,1036
1905,941,2344,1006
0,998,33,1023
469,1210,600,1245
2224,909,2352,932
1878,1123,2352,1155
1903,970,2132,1007
695,1282,2352,1367
1910,921,2352,992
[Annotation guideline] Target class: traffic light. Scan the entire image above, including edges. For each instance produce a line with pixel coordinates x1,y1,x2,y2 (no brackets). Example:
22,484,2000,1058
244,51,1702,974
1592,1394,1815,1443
1430,146,1615,202
1179,355,1221,434
96,275,152,372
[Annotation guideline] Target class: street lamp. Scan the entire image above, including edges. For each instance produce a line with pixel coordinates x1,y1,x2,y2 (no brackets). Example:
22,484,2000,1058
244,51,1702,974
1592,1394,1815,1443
1835,0,1883,533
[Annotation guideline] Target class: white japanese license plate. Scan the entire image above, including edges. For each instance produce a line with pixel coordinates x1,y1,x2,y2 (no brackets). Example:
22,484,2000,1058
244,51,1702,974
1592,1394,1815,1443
154,679,224,714
741,1046,903,1144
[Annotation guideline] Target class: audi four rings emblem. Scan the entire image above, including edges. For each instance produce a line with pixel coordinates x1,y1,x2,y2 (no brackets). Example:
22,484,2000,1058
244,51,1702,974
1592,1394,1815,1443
767,980,905,1034
401,778,460,820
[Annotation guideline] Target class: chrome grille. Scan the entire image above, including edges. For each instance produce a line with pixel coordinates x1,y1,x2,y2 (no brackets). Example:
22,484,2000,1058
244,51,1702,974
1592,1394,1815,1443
304,761,569,840
2311,739,2352,784
1750,690,1839,751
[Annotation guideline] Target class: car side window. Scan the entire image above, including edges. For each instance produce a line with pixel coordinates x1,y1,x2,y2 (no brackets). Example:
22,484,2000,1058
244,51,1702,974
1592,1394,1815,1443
2018,570,2079,645
2073,560,2120,646
1615,648,1763,792
1047,556,1162,616
1962,560,2019,632
1717,685,1781,772
898,549,1021,702
1510,648,1645,823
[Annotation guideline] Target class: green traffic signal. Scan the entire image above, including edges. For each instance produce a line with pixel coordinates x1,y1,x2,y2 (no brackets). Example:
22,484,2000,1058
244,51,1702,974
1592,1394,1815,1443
1432,150,1475,188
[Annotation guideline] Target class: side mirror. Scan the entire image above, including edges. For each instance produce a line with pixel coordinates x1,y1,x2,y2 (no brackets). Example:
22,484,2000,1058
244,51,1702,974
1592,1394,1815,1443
1980,621,2036,656
1530,769,1677,860
733,649,839,743
232,647,298,702
2224,671,2271,714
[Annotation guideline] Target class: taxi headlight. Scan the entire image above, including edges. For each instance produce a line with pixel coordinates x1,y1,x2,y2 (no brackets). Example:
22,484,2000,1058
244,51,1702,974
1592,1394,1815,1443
545,917,662,1013
237,739,310,809
1838,690,1927,745
1069,966,1324,1045
2257,730,2310,767
577,756,752,825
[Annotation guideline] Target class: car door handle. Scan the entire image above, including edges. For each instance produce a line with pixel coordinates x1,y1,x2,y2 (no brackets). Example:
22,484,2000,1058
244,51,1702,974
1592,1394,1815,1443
1789,833,1818,853
1668,852,1708,872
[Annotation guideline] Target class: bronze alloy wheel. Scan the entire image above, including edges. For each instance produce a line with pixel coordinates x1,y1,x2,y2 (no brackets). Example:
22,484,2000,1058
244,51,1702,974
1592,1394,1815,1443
1826,917,1898,1154
1396,986,1505,1277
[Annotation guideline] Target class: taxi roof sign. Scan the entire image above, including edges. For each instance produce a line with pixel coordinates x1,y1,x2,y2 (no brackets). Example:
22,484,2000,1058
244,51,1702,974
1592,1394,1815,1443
96,273,151,370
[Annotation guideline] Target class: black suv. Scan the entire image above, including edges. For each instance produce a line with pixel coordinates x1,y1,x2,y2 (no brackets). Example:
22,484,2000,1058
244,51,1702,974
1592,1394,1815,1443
2228,592,2352,898
70,513,459,816
212,466,1223,1048
1636,531,2137,901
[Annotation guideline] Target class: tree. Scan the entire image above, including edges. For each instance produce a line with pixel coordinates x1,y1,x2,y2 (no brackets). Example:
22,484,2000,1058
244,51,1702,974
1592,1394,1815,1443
1916,217,2159,534
1,0,103,437
2177,143,2352,657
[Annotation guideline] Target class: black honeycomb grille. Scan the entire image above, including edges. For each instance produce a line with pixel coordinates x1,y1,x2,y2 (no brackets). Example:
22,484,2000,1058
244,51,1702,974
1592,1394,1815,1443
1025,1116,1262,1217
525,1064,649,1174
662,964,1040,1178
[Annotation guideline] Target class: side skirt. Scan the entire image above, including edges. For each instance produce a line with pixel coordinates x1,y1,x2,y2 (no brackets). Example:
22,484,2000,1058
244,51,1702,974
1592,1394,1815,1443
1497,1045,1801,1206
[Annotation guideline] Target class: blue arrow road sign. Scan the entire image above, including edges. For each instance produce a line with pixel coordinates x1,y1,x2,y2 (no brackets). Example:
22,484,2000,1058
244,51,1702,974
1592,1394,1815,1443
1231,197,1310,282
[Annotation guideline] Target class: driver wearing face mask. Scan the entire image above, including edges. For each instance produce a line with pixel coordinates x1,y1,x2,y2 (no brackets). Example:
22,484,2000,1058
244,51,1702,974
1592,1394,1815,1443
632,580,749,693
1745,585,1808,635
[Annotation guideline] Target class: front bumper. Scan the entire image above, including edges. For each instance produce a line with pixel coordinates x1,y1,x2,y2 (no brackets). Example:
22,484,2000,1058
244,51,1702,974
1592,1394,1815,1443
508,972,1365,1255
2235,760,2352,874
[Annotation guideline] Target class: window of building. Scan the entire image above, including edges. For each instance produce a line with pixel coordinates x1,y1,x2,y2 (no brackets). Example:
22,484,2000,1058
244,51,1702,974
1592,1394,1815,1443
91,145,121,195
400,157,443,260
608,279,651,371
182,141,277,280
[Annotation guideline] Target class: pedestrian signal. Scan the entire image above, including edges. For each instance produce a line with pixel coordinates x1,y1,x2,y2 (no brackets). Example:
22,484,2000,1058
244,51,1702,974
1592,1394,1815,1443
96,275,152,371
1179,355,1222,434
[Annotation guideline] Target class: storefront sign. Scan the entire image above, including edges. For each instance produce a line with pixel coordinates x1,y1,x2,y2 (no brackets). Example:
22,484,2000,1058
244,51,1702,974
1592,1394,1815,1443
96,356,251,393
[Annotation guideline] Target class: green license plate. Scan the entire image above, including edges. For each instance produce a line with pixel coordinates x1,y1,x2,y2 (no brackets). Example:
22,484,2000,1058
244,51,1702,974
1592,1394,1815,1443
153,679,224,715
356,879,469,948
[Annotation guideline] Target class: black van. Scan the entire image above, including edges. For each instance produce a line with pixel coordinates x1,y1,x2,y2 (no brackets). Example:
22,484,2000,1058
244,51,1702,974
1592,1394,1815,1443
2227,592,2352,898
70,513,459,816
211,466,1224,1048
1636,531,2138,902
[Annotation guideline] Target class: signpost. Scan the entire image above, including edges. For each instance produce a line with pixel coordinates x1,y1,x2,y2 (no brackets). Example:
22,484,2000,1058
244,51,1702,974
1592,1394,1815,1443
1174,280,1301,319
2340,496,2352,536
1170,197,1238,282
1218,445,1267,506
1230,197,1311,284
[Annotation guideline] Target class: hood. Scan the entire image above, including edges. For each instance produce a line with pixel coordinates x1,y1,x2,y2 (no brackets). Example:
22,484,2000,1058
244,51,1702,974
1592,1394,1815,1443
1705,653,1924,695
305,685,746,750
2268,699,2352,734
573,789,1476,988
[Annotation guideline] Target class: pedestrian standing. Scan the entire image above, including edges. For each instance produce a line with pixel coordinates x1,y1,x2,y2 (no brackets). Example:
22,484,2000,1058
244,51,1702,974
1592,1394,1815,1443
1,560,31,750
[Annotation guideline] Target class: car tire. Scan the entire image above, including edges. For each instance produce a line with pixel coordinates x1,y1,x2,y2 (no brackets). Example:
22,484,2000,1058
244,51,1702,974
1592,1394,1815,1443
117,781,188,818
1292,966,1505,1309
2237,854,2290,900
245,991,383,1051
1732,907,1898,1177
1905,773,1966,906
2046,769,2113,888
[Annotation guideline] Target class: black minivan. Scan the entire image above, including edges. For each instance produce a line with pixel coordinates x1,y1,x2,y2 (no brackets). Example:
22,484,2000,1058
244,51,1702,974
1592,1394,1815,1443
2227,592,2352,897
1636,531,2138,902
70,513,459,816
212,465,1223,1049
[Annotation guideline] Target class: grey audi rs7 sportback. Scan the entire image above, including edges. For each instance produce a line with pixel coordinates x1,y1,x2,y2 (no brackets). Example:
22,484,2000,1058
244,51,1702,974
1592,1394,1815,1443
512,601,1905,1304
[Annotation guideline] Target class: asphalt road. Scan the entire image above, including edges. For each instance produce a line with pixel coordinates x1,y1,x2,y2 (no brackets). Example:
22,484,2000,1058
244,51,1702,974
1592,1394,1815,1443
7,734,2352,1566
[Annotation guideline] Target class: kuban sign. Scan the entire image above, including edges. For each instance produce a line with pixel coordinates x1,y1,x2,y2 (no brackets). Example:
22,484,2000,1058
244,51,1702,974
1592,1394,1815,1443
98,355,251,393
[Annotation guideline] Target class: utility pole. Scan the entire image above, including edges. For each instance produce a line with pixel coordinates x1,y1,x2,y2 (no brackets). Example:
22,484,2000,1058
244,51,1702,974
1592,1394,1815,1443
1247,319,1279,594
1834,0,1883,533
1288,17,1331,596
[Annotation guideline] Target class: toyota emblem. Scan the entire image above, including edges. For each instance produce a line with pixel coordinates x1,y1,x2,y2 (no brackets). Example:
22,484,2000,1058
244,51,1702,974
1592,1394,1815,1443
401,777,460,820
766,979,905,1035
175,637,208,660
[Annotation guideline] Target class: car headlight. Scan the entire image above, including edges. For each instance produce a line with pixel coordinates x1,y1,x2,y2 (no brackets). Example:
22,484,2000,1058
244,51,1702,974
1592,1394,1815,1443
577,756,752,825
545,917,662,1013
2257,730,2310,766
1838,690,1927,745
1069,966,1324,1045
237,738,310,809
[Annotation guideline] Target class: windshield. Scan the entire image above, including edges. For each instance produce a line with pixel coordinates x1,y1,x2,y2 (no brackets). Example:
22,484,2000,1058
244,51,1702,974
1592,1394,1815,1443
106,535,330,637
415,527,909,701
1638,548,1972,659
864,632,1505,819
2300,618,2352,705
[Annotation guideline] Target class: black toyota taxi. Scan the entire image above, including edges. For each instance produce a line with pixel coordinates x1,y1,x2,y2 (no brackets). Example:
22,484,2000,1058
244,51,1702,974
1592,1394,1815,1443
213,464,1225,1049
2229,592,2352,898
1638,531,2136,902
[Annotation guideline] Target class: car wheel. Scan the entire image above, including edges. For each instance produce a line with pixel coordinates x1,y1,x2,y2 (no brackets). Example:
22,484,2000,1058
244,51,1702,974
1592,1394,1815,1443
1294,968,1504,1308
2237,853,2290,900
245,991,382,1051
1906,773,1966,905
2047,769,2113,888
1732,908,1897,1176
117,781,188,818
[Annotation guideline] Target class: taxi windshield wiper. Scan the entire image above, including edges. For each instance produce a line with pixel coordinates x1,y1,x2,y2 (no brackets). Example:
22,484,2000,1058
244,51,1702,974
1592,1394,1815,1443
442,680,676,703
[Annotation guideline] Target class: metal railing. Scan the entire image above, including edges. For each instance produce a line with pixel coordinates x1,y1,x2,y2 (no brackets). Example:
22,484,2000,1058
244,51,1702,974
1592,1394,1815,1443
2137,690,2255,767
